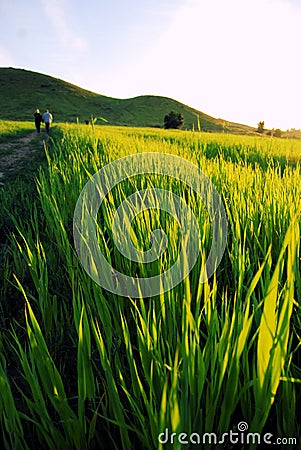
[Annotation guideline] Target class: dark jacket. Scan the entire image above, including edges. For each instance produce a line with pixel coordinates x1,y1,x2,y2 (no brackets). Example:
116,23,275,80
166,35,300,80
34,112,42,123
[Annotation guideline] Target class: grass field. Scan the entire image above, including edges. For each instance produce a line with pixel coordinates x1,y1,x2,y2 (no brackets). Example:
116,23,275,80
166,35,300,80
0,120,33,144
0,122,301,449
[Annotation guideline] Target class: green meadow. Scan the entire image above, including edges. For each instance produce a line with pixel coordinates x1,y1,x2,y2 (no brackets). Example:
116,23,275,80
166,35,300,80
0,120,33,144
0,121,301,449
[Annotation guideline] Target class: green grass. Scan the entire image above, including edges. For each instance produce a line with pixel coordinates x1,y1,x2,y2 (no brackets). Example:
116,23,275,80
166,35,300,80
0,120,33,143
0,68,258,133
0,123,300,449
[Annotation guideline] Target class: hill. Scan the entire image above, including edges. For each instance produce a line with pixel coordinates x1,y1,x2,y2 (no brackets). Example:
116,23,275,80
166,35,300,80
0,67,256,133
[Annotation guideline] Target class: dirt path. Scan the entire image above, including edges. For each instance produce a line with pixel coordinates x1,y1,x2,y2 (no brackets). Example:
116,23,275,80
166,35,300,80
0,131,48,184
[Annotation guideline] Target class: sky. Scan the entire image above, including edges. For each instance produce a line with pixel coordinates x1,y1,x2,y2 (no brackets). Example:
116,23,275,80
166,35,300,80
0,0,301,130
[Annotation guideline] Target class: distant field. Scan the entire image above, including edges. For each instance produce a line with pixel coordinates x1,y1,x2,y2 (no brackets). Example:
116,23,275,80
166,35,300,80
0,123,300,449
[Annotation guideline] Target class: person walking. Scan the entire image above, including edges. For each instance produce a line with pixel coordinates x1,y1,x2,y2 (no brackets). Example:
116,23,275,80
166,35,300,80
34,109,43,133
42,109,53,134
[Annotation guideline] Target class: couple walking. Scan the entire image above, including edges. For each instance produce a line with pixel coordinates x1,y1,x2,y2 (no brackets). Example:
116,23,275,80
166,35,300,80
34,109,53,133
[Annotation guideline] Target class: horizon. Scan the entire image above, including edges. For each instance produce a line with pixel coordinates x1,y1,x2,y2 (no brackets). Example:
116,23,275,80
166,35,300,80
0,0,301,131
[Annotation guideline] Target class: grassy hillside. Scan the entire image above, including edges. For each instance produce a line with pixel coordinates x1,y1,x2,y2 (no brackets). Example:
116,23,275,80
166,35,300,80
0,67,256,133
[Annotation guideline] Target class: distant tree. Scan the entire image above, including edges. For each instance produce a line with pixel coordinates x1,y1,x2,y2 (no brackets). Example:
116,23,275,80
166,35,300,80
274,128,282,138
257,121,265,133
164,111,184,129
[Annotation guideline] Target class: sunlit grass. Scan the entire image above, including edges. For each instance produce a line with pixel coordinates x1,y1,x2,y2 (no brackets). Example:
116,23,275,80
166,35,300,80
0,123,300,449
0,120,33,142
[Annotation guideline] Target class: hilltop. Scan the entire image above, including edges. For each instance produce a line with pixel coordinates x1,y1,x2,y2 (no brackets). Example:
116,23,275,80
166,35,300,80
0,67,256,133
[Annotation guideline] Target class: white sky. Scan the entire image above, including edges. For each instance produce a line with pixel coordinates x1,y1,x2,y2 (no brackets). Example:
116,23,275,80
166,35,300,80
0,0,300,130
